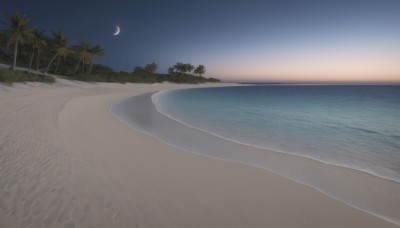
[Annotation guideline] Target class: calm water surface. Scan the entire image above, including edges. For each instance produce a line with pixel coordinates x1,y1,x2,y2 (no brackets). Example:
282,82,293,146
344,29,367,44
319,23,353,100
153,85,400,182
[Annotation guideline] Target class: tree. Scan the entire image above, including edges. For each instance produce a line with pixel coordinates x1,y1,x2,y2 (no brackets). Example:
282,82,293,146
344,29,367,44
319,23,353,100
35,33,50,71
0,32,5,46
184,63,194,73
45,31,71,73
173,62,194,74
90,64,113,76
1,12,35,69
29,30,47,72
144,62,157,73
87,45,105,75
168,67,175,75
133,66,143,73
194,64,206,77
73,40,91,75
173,62,184,73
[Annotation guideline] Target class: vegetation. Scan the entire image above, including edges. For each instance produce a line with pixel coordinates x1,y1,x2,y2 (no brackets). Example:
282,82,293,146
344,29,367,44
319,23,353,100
87,45,105,75
29,30,47,72
144,62,157,73
1,12,35,69
0,11,220,84
46,31,72,74
164,62,218,83
0,68,55,85
194,64,206,77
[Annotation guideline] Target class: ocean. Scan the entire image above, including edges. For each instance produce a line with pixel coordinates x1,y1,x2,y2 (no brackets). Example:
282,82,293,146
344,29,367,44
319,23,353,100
152,85,400,183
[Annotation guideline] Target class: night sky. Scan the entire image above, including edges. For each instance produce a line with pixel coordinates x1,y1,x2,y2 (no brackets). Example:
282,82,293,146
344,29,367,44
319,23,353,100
2,0,400,82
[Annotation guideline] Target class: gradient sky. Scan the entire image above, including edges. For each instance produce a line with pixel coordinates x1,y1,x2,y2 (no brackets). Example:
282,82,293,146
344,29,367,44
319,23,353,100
2,0,400,82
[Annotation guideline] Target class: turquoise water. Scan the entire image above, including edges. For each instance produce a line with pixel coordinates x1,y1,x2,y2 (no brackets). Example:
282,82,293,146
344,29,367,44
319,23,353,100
152,85,400,182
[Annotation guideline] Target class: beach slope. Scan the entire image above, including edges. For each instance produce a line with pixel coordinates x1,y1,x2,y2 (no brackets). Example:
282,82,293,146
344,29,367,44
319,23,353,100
0,80,398,227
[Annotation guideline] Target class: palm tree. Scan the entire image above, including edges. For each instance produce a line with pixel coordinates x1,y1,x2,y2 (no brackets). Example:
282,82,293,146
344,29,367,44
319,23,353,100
86,45,105,75
144,62,158,73
35,33,49,71
28,30,47,72
1,12,35,69
194,64,206,77
174,62,194,74
174,62,184,74
73,41,91,75
45,31,71,74
184,63,194,74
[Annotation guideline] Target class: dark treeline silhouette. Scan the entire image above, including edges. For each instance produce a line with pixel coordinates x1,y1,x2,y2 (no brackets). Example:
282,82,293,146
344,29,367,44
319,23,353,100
0,12,220,84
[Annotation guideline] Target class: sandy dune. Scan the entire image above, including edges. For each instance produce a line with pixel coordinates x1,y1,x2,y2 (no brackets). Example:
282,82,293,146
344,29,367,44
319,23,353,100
0,80,398,228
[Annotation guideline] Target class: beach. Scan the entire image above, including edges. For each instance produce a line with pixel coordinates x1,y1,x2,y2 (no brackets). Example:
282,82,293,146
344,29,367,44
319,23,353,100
0,80,398,228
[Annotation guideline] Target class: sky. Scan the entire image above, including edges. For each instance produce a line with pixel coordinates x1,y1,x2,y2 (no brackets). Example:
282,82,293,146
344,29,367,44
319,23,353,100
2,0,400,83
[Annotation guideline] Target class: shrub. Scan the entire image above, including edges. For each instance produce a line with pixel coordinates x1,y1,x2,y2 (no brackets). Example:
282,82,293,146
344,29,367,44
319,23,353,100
0,69,55,85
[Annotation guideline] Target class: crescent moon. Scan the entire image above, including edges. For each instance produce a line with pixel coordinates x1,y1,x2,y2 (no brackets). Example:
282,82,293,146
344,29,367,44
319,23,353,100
113,25,120,36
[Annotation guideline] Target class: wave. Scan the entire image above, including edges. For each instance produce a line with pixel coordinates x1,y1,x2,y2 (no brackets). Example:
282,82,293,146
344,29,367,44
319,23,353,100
346,125,400,139
151,90,400,184
111,90,400,225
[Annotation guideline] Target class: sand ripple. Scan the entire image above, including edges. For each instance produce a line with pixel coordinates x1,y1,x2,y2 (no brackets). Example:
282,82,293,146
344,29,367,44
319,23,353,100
0,83,122,228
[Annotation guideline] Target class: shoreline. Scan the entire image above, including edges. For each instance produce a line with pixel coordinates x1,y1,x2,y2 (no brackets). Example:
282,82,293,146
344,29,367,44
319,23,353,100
112,90,400,225
1,81,399,227
152,89,400,184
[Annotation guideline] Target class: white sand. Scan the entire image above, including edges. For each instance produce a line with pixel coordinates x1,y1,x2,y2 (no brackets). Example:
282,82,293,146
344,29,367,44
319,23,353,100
0,79,398,228
112,92,400,224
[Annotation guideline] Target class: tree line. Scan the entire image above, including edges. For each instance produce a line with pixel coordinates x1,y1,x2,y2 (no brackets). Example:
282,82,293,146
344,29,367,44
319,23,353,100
0,12,104,77
0,12,220,84
131,62,218,84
